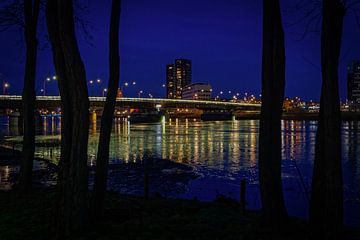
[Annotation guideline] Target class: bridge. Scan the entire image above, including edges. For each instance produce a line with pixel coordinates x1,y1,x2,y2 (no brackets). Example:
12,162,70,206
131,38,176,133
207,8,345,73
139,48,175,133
0,95,261,112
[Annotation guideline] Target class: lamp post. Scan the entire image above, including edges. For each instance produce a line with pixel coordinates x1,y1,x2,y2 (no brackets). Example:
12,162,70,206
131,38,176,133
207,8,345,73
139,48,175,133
121,81,136,97
88,79,102,96
3,82,9,95
41,75,56,96
102,88,108,97
138,90,143,98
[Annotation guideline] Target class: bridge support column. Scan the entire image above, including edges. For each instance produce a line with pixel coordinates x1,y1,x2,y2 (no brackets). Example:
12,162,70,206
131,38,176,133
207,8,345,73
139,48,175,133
9,111,21,134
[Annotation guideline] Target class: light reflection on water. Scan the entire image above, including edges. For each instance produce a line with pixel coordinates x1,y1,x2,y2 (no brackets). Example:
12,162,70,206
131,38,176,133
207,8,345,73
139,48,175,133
0,116,359,226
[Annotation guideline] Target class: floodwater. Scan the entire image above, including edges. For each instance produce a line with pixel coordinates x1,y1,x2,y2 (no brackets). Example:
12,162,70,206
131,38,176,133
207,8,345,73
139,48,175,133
0,116,359,226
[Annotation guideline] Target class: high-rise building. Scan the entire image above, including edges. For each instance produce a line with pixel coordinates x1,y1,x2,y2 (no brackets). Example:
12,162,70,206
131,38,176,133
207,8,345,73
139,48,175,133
348,61,360,105
166,64,175,98
166,59,192,99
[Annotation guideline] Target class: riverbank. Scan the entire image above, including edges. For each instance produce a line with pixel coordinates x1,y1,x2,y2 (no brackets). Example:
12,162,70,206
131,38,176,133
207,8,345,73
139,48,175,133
0,188,359,240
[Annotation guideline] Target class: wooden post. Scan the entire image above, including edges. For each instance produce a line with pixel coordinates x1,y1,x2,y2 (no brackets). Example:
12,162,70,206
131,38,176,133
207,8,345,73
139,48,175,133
240,179,246,214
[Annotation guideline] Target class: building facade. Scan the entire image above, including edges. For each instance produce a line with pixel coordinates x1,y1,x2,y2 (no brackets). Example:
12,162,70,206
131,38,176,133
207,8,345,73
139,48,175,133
348,61,360,106
166,64,175,98
166,59,192,99
182,83,212,100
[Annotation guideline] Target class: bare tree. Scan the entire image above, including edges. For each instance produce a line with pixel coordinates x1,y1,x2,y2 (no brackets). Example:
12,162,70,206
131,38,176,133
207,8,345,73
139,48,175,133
0,0,41,192
45,0,89,237
258,0,288,230
310,0,345,239
92,0,122,220
284,0,360,238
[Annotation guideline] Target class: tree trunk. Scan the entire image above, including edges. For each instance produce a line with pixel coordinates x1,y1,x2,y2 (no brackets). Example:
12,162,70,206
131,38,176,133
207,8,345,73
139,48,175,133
92,0,121,220
310,1,345,239
18,0,40,192
258,0,287,229
46,0,90,237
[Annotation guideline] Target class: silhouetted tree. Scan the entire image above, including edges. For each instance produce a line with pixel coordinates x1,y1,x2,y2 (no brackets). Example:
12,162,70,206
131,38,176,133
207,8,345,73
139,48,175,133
258,0,287,229
310,0,345,239
92,0,121,220
0,0,41,192
46,0,89,237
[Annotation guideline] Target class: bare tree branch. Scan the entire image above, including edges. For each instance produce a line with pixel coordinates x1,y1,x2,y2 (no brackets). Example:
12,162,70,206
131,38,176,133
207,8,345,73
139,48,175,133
0,0,25,31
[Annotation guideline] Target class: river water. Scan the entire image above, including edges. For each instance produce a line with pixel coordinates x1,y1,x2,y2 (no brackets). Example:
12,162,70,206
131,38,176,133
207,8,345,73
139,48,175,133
0,117,359,226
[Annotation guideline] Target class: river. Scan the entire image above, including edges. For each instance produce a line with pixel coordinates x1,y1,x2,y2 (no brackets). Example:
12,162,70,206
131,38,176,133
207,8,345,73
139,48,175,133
0,117,359,226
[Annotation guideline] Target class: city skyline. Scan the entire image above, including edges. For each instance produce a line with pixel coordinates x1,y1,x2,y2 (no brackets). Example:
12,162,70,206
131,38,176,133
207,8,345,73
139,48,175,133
0,0,359,100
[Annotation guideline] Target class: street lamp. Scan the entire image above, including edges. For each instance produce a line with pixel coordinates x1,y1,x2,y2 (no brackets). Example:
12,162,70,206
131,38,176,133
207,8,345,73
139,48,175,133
3,82,9,95
121,81,137,97
102,88,108,97
88,79,102,96
42,76,56,96
138,90,143,98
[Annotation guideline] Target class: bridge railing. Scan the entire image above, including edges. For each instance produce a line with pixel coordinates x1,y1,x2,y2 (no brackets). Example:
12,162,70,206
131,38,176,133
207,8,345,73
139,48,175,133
0,95,261,107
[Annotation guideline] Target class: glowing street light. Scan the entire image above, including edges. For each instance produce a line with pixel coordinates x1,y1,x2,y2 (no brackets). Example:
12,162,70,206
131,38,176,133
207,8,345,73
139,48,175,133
3,82,9,95
102,88,108,97
138,90,143,98
88,79,102,96
42,76,56,96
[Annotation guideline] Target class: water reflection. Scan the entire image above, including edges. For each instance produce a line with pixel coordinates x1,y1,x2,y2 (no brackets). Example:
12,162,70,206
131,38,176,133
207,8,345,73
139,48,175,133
0,116,359,226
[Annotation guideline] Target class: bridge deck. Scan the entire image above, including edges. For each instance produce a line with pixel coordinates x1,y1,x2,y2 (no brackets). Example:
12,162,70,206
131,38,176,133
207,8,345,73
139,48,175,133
0,95,261,111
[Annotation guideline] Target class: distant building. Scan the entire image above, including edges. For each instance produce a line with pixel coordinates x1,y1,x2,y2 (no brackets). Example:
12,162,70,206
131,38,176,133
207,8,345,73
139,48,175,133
166,64,175,98
348,61,360,106
117,88,123,98
166,59,192,99
182,83,212,100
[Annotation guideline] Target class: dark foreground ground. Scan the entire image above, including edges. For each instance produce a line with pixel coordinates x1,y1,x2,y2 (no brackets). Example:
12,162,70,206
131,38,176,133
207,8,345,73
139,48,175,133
1,147,359,239
0,188,360,240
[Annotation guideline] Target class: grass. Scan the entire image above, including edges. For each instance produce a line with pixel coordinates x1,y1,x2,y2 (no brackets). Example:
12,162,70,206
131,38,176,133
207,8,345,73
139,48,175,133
0,188,359,240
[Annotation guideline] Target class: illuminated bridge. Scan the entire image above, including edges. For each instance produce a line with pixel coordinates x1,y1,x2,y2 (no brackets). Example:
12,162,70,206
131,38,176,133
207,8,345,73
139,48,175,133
0,95,261,112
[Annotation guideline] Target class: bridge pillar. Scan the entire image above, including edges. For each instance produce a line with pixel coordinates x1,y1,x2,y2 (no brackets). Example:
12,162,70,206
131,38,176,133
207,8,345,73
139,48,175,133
35,110,43,129
9,111,21,133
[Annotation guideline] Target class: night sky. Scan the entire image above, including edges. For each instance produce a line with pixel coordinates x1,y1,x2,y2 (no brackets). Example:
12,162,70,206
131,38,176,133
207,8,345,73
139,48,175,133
0,0,359,100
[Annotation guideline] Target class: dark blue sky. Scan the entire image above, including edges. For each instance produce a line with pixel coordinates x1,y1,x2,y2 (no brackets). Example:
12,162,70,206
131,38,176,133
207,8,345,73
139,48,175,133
0,0,359,100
